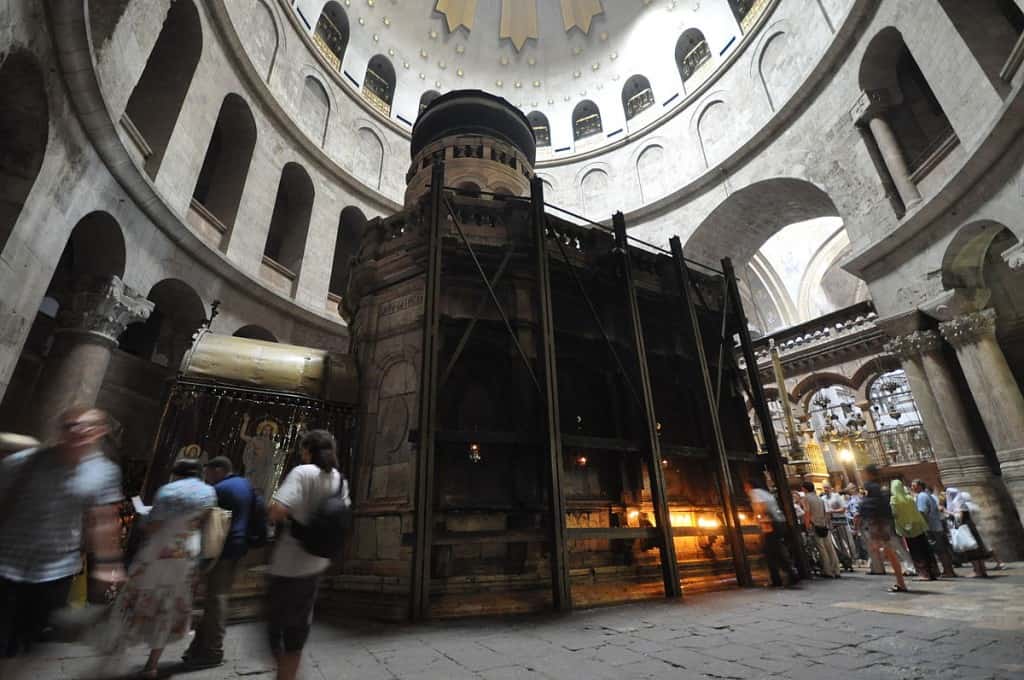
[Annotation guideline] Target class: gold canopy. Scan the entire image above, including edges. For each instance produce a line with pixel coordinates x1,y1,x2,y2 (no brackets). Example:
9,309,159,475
179,331,358,404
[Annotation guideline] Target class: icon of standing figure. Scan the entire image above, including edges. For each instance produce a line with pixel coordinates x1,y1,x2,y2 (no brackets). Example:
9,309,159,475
239,414,282,497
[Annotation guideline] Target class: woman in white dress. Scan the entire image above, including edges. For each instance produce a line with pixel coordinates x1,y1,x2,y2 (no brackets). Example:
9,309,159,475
99,458,215,678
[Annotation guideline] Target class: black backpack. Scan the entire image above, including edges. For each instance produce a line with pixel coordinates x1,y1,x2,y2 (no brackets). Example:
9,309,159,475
247,491,269,548
290,474,352,559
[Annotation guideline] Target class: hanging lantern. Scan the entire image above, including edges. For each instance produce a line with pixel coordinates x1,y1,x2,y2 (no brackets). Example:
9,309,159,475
468,442,482,463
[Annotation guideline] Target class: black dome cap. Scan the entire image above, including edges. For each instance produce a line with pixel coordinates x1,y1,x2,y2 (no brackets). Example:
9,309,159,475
411,90,536,166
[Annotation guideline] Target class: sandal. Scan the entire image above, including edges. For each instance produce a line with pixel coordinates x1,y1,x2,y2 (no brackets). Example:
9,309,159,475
889,584,909,593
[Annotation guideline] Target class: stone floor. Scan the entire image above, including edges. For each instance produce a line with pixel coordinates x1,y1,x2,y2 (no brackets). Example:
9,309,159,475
10,564,1024,680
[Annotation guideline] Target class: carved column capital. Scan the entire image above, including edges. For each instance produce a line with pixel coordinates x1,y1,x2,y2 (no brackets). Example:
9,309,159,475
850,89,892,125
883,329,943,360
57,275,154,345
1002,241,1024,271
938,308,997,349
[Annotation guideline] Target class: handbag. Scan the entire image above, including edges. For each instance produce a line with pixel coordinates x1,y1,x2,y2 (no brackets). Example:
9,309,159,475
951,524,978,553
814,525,829,538
201,507,233,560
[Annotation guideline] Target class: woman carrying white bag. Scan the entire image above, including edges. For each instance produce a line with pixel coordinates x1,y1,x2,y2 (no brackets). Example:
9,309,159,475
94,458,218,678
946,488,990,578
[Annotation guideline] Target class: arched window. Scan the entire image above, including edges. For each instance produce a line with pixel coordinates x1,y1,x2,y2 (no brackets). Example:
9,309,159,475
0,51,47,256
263,163,315,283
124,0,202,178
363,54,396,116
419,90,440,115
527,111,550,147
860,29,958,179
622,75,654,120
192,94,257,242
329,206,368,297
314,1,349,72
937,0,1023,89
675,28,710,85
572,100,602,141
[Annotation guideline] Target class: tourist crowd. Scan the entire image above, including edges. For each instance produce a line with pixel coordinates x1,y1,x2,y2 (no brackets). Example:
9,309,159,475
746,463,1003,592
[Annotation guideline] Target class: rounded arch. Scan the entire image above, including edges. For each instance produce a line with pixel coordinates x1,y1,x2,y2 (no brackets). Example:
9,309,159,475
329,206,368,297
684,177,842,268
193,93,258,238
571,100,602,141
675,28,710,85
527,111,551,147
621,74,654,120
792,372,857,405
853,356,902,395
364,54,396,114
299,74,331,146
119,278,206,365
315,1,350,72
354,126,385,190
262,162,315,281
66,211,127,279
234,325,278,342
0,49,48,257
941,220,1013,290
124,0,203,179
635,143,665,204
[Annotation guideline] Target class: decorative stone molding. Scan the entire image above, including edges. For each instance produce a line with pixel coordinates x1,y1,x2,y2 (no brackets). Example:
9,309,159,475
56,276,154,345
938,308,998,349
883,329,943,361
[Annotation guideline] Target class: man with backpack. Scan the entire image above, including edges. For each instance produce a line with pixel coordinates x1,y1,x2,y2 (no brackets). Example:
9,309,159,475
184,456,266,669
266,430,349,680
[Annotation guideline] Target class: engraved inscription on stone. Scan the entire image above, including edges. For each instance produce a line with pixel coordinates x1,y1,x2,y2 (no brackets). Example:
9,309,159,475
380,293,424,318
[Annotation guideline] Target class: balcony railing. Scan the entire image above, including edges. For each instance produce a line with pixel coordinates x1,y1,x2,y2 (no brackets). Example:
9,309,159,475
680,40,712,82
739,0,772,33
313,18,344,73
532,124,551,147
625,88,655,120
860,424,934,468
362,69,393,116
573,113,602,140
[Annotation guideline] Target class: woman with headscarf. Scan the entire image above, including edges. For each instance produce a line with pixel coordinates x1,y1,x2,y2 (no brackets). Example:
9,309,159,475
890,480,938,580
95,458,216,677
946,488,992,578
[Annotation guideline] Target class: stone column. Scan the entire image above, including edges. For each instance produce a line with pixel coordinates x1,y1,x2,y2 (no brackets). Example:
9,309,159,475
851,90,921,210
886,330,1024,559
30,276,154,440
940,308,1024,525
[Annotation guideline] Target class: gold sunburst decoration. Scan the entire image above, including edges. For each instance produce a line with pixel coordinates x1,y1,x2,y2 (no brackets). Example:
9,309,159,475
560,0,604,34
435,0,477,32
500,0,539,51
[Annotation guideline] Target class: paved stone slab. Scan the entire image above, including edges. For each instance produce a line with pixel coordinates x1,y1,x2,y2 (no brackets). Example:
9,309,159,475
3,564,1022,679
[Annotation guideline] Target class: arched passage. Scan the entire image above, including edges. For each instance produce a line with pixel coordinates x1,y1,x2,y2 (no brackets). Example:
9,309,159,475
684,178,842,268
859,28,958,184
622,75,654,120
192,93,257,241
329,206,368,298
0,50,48,257
234,324,277,342
937,0,1023,90
119,278,206,367
363,55,396,115
124,0,203,178
572,100,602,141
315,1,350,72
263,162,315,282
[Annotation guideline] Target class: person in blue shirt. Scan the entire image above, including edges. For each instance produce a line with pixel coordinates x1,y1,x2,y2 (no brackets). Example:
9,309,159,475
183,456,255,668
